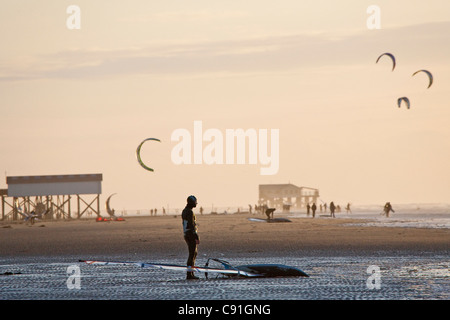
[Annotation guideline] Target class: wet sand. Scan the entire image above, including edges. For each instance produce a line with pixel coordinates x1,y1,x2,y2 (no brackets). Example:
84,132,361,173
1,214,449,300
1,214,448,260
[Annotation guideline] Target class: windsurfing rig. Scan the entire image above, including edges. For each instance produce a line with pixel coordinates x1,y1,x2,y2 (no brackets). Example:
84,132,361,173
79,259,260,278
79,258,309,278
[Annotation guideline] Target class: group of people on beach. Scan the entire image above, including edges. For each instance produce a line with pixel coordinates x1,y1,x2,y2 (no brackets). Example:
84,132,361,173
305,202,395,218
305,202,352,218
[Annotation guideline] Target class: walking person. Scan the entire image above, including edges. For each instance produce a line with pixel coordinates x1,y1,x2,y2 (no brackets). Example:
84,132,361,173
346,203,352,214
383,202,395,218
330,201,336,218
311,203,317,218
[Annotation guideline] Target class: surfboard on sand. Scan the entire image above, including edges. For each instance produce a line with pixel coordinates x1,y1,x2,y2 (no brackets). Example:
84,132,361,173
248,217,292,223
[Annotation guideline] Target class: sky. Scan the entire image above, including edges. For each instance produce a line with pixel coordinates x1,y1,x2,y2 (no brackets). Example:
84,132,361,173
1,1,450,211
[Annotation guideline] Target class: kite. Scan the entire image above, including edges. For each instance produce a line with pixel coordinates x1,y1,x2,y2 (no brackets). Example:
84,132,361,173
412,70,433,89
376,53,396,71
397,97,410,109
136,138,161,172
105,193,116,216
102,193,125,221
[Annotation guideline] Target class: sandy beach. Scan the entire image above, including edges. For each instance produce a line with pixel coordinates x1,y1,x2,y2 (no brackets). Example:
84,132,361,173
1,213,449,300
1,214,448,259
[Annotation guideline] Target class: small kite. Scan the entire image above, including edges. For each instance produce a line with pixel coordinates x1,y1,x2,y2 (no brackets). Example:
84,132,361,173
136,138,161,172
397,97,410,109
376,52,396,71
106,193,117,216
412,69,433,89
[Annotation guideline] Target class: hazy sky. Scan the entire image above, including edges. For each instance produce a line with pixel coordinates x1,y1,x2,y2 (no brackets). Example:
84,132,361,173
1,1,450,211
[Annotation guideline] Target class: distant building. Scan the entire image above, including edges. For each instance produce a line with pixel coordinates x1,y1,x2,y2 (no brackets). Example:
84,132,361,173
259,183,319,210
2,174,102,221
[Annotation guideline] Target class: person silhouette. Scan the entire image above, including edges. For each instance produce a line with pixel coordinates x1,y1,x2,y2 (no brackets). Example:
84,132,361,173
182,195,200,280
